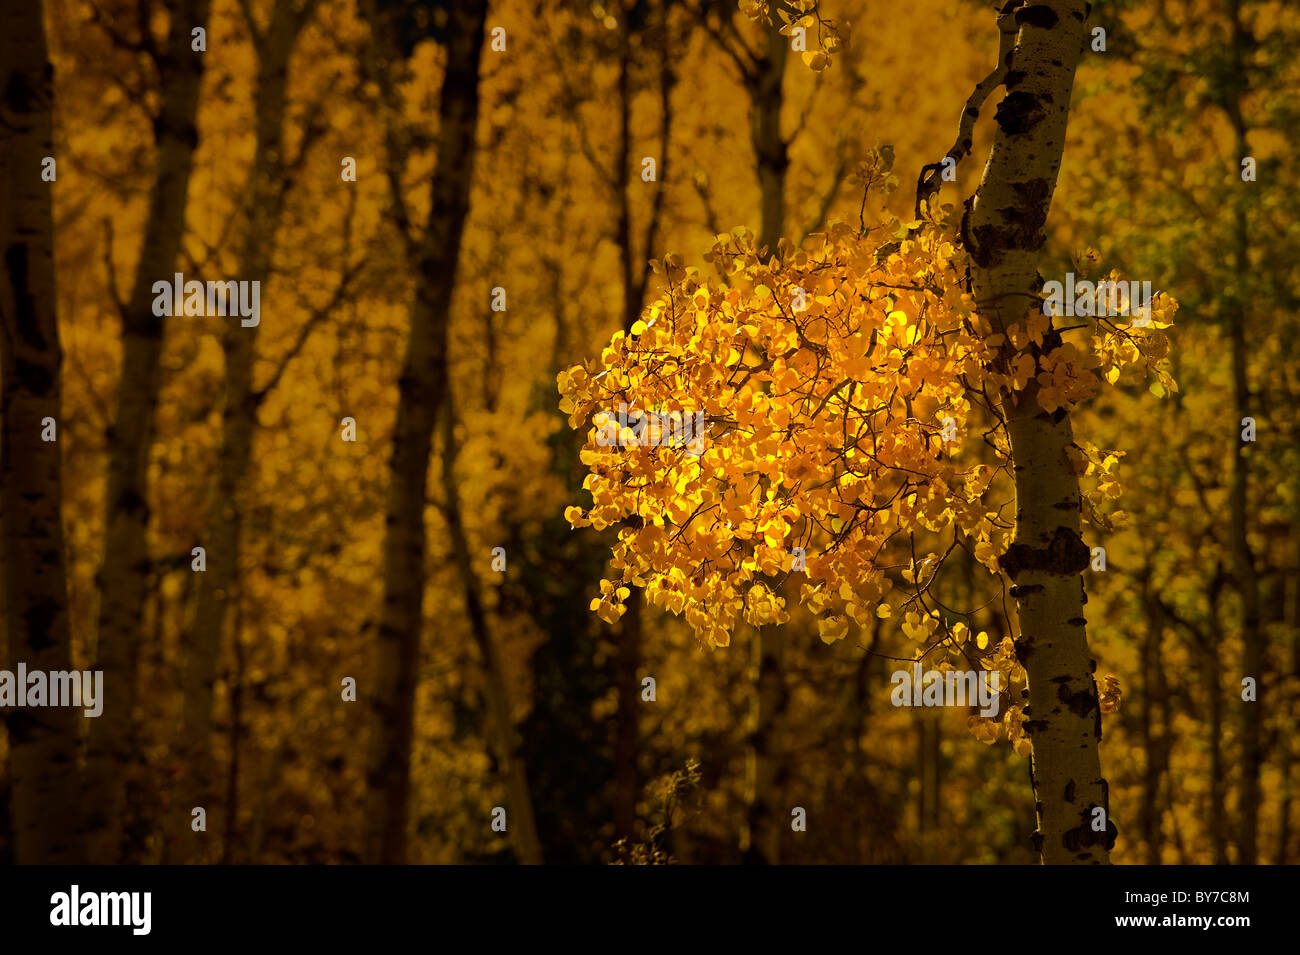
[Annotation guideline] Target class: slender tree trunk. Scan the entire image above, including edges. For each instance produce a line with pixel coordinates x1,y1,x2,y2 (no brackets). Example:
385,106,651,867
0,0,84,864
83,0,212,864
745,623,786,863
966,0,1111,864
1276,535,1298,864
852,643,872,861
1205,578,1228,863
174,0,305,865
1224,0,1262,861
744,12,789,865
364,0,488,864
613,596,642,840
1139,596,1159,863
439,404,543,864
750,18,788,256
610,12,674,843
917,714,941,861
611,29,642,843
1155,646,1173,861
1229,304,1262,864
220,599,245,865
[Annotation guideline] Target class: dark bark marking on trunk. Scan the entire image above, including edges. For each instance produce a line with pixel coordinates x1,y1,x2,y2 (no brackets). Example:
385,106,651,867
999,526,1091,578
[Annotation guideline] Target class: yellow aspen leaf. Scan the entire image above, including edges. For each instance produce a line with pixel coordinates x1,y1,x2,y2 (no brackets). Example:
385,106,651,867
801,50,829,71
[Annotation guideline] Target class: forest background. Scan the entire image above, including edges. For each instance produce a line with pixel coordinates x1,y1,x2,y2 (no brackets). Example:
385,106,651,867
0,0,1296,865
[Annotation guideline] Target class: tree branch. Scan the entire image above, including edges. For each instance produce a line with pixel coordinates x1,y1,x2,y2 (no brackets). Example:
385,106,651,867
914,0,1023,221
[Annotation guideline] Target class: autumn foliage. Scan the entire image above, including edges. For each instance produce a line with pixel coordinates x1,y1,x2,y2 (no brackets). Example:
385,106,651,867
1,0,1294,868
561,172,1175,753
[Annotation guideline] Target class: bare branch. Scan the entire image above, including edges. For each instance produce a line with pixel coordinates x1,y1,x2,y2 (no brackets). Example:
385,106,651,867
800,134,848,242
541,16,617,193
914,0,1023,221
252,190,363,404
236,0,266,54
700,10,757,82
101,217,126,320
637,22,679,301
87,0,156,63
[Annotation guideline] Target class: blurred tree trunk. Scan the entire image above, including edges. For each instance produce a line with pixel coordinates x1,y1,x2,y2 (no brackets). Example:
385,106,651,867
917,715,941,861
965,0,1111,864
611,8,674,844
1137,595,1174,865
751,14,788,256
84,0,212,864
1173,571,1228,863
852,636,873,861
1277,530,1299,865
364,0,488,865
1139,591,1160,863
439,402,543,864
0,0,83,865
220,605,245,865
174,0,312,866
744,11,789,867
746,622,786,863
1224,0,1262,866
681,6,800,859
611,22,643,844
1205,632,1228,863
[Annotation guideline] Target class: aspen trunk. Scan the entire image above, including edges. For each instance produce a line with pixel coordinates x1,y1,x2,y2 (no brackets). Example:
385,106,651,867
83,0,212,864
364,0,488,864
0,0,84,864
173,0,306,866
966,0,1112,864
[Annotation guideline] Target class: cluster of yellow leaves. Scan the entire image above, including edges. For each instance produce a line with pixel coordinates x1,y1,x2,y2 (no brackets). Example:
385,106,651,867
988,269,1179,415
589,577,631,625
890,619,1031,753
980,704,1033,758
970,669,1124,756
969,632,1029,753
1089,270,1179,397
1065,441,1129,532
559,222,1178,666
560,222,1009,647
849,145,900,200
896,613,1032,752
739,0,846,72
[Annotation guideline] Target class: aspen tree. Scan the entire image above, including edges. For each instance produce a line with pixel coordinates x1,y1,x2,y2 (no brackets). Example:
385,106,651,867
0,0,83,865
962,0,1112,863
85,0,214,864
365,0,490,865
